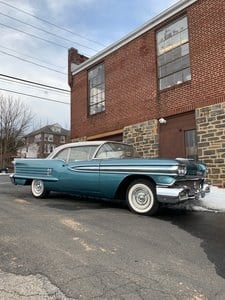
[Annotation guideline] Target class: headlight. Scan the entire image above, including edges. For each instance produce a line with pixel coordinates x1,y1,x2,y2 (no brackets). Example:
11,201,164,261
177,164,187,176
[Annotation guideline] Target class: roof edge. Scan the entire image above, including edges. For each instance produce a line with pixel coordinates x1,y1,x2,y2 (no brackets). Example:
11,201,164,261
71,0,198,75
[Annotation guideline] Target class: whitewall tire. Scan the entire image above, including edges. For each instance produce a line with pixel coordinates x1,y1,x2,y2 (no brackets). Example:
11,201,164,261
31,179,49,198
126,179,159,215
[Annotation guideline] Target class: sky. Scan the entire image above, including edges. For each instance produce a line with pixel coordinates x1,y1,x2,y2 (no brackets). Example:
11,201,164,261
0,0,179,132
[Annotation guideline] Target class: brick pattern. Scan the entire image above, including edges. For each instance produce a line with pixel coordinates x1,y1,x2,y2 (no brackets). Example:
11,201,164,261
123,120,159,158
196,103,225,187
70,0,225,140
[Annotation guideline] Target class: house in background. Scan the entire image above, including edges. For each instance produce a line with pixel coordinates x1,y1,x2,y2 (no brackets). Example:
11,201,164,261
19,123,70,158
68,0,225,187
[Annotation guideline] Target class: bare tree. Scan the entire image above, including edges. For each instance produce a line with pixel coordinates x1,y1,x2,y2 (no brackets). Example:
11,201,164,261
0,95,33,168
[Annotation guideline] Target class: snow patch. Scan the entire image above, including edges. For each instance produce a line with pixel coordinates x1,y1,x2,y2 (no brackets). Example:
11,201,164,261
174,186,225,212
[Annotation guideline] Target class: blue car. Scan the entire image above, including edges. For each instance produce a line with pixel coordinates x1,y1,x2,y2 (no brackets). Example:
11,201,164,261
10,141,210,215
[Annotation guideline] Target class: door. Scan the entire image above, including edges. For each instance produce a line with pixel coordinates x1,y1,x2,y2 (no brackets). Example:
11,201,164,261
159,111,197,159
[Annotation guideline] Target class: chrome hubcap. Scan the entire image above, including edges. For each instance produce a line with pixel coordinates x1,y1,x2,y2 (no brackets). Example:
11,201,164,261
128,183,154,213
33,180,43,195
134,190,149,206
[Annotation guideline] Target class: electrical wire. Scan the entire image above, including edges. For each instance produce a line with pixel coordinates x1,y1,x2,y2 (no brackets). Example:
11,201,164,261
0,22,69,50
0,77,68,96
0,88,70,105
0,0,106,47
0,12,100,52
0,45,65,70
0,74,70,93
0,50,67,75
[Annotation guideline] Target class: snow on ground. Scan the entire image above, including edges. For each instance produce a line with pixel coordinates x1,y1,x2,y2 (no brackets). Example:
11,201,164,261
175,186,225,212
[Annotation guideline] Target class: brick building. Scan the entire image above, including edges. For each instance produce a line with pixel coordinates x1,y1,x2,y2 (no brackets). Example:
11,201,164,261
20,123,70,158
68,0,225,187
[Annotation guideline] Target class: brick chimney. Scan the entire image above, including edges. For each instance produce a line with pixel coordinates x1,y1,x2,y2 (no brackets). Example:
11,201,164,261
68,48,88,87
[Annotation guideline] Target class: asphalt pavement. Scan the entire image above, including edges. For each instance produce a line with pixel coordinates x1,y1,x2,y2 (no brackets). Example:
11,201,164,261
0,174,225,299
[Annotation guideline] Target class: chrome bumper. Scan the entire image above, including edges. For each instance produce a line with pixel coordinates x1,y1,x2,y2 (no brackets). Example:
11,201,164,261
10,174,16,185
156,183,210,204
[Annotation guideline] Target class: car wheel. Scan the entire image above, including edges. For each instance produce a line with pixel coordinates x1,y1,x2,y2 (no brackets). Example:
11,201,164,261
126,179,159,215
31,180,49,198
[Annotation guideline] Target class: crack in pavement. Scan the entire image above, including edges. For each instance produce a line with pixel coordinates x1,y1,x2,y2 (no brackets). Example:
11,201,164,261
0,269,73,299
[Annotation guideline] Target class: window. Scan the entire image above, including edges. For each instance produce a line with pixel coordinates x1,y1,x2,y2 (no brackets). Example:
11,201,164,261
88,63,105,115
52,148,70,161
48,134,53,142
60,136,66,143
185,129,197,160
95,142,138,159
69,146,98,161
156,16,191,90
34,134,41,142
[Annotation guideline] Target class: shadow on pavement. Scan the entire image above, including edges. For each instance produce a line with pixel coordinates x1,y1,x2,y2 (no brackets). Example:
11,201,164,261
158,207,225,280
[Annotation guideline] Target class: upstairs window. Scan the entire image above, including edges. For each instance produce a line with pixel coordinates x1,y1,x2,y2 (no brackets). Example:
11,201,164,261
156,16,191,90
88,63,105,115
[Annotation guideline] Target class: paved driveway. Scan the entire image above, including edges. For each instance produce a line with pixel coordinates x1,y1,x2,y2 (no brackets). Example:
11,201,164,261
0,175,225,299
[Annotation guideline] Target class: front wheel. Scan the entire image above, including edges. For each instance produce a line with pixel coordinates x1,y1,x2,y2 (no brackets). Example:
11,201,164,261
31,179,49,198
126,179,159,215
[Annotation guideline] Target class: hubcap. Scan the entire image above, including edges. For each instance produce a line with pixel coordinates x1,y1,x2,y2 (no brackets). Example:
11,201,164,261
134,190,149,205
33,180,43,195
128,183,154,213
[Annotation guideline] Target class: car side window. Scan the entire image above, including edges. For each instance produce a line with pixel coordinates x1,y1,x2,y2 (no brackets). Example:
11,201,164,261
68,146,98,162
53,148,70,161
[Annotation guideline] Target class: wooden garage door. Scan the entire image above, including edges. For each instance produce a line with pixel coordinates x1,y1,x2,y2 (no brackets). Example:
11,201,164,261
159,111,197,159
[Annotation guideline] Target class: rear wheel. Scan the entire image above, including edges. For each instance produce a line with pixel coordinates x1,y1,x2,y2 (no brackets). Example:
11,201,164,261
126,179,159,215
31,179,49,198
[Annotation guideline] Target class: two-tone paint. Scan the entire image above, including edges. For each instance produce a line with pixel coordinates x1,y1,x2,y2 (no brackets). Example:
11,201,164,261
11,141,210,215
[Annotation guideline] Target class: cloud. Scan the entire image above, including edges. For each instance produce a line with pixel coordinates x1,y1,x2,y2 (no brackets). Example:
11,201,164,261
0,0,180,130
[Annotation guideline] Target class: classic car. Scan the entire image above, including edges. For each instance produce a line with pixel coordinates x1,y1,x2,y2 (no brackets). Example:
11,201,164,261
10,141,210,215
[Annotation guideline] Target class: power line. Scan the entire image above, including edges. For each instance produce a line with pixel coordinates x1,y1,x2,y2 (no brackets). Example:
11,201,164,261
0,88,70,105
0,77,68,95
0,0,106,47
0,74,70,93
0,49,67,75
0,45,65,70
0,22,68,50
0,12,100,52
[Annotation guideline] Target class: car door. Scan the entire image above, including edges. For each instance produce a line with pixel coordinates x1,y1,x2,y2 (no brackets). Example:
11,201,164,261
52,145,100,196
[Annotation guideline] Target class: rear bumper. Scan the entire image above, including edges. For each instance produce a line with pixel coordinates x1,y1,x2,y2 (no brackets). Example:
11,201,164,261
10,174,15,184
156,183,210,204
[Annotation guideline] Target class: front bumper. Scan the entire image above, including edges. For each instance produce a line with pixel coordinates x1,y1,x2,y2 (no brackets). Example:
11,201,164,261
156,183,210,204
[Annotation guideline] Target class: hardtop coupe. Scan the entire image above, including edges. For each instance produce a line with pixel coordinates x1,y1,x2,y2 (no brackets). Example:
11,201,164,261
10,141,210,215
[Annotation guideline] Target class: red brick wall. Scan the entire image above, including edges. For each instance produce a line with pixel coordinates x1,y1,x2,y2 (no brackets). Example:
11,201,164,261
71,0,225,139
159,0,225,117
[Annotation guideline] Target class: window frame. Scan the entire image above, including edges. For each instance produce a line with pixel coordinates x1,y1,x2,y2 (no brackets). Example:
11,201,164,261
88,63,105,116
156,15,191,91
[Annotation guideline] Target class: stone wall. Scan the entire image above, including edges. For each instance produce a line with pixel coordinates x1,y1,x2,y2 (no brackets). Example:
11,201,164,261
196,103,225,187
123,120,159,158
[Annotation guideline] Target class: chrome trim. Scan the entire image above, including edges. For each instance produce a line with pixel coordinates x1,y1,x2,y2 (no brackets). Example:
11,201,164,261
157,187,189,204
68,166,99,172
203,183,210,193
10,174,15,184
69,165,179,176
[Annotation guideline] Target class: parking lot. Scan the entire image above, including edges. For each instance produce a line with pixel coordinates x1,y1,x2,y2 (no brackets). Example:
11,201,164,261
0,174,225,299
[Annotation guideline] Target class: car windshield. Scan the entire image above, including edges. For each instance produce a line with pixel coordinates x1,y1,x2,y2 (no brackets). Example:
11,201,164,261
95,142,138,159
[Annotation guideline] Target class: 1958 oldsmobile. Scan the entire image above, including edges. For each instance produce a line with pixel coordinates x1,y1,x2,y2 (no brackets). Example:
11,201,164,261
10,141,210,215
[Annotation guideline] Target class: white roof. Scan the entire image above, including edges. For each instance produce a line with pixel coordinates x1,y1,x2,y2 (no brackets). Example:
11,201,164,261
72,0,198,75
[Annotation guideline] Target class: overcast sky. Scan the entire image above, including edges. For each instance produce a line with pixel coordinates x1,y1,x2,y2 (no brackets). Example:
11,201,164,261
0,0,178,131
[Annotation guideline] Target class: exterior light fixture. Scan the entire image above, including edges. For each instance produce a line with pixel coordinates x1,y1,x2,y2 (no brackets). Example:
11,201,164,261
158,117,167,124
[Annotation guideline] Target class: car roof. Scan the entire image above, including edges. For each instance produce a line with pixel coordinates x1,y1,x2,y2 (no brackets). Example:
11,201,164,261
51,140,131,154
